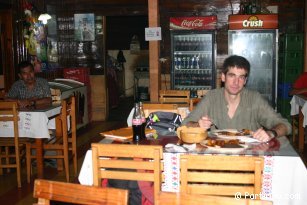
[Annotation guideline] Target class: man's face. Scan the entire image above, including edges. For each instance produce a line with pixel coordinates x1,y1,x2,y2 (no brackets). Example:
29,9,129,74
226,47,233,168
18,66,35,85
221,66,247,95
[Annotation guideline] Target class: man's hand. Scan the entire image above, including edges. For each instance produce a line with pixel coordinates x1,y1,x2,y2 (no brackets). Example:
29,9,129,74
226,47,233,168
198,115,214,130
17,99,33,108
252,127,275,142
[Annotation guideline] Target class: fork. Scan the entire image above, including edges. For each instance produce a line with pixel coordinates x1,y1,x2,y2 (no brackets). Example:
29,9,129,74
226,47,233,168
211,121,219,129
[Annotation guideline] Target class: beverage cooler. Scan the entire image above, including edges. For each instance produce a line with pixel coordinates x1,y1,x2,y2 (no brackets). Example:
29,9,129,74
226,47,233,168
228,15,278,107
170,16,217,96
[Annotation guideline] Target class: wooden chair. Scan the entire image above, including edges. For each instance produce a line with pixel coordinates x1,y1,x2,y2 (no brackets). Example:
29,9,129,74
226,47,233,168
0,101,27,187
33,179,129,205
180,155,264,198
143,103,179,117
27,96,77,182
189,89,208,111
189,98,201,111
156,192,273,205
159,90,190,105
91,143,163,204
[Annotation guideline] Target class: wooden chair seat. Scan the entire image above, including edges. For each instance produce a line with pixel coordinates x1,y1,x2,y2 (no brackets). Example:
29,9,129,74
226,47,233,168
0,101,28,187
27,96,77,182
33,179,129,205
180,155,264,198
91,143,163,204
156,192,273,205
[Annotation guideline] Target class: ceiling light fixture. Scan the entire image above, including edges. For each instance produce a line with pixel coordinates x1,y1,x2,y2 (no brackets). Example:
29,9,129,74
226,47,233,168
38,13,51,24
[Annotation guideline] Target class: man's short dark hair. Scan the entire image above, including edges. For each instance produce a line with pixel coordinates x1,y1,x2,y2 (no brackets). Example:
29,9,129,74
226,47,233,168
17,61,34,73
222,55,250,76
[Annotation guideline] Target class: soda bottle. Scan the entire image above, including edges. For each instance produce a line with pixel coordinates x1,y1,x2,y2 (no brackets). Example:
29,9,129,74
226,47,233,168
139,102,146,139
132,103,142,142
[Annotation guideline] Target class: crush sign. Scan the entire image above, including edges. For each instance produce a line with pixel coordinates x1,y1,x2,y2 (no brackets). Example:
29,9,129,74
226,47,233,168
228,14,278,30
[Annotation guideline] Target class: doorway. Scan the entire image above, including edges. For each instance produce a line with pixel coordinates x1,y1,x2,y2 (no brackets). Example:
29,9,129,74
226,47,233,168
105,16,149,109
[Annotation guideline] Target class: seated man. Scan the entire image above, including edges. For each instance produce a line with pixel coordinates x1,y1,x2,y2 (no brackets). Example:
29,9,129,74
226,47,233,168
6,61,52,108
182,55,291,142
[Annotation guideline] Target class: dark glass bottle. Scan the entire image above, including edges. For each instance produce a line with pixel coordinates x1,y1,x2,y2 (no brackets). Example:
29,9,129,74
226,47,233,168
132,103,142,142
139,102,146,139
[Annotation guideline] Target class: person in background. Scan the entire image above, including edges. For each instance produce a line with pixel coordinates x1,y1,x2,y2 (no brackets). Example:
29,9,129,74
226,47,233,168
6,61,52,108
289,71,307,96
182,55,291,142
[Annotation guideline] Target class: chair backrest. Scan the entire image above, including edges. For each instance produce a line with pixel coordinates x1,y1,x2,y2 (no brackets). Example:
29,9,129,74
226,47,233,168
189,98,201,111
180,155,264,197
91,143,163,204
159,90,190,104
143,103,178,118
62,96,76,137
0,101,19,144
189,90,208,111
33,179,129,205
156,192,273,205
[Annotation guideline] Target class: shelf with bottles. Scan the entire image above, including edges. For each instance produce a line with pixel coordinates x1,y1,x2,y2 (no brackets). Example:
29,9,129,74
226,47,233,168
173,35,213,52
173,85,212,90
174,73,213,87
173,68,212,73
173,53,212,70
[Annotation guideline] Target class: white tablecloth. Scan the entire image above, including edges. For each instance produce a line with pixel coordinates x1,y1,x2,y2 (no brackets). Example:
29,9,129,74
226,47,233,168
0,105,61,139
290,95,307,127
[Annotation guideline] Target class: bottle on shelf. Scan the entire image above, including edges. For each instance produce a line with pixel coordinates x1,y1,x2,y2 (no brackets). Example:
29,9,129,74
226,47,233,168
139,102,146,139
132,102,142,142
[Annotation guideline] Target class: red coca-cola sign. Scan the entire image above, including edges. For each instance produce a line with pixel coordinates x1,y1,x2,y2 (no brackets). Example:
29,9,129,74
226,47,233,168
170,16,217,30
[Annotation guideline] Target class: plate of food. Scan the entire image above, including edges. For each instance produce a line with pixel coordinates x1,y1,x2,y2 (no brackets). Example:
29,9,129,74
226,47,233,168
211,129,259,143
200,139,249,153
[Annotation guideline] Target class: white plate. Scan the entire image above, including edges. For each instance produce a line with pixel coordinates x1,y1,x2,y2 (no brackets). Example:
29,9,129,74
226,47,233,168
200,140,249,153
211,129,261,143
211,129,248,138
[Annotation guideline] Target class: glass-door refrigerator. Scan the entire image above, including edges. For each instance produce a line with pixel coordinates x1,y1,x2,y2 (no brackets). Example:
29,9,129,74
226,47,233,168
170,16,217,97
228,14,278,108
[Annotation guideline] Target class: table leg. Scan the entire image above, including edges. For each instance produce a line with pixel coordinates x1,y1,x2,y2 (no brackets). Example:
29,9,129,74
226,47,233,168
35,139,44,178
56,115,64,171
298,108,304,152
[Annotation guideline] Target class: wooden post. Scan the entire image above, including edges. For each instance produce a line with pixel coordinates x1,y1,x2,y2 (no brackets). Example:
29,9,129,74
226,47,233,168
148,0,160,102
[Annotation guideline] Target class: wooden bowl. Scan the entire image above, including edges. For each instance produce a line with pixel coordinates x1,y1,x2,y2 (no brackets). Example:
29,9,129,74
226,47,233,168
177,126,207,144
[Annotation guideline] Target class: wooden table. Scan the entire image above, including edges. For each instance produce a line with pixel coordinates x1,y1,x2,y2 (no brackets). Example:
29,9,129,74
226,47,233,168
290,94,307,152
0,103,62,178
79,133,307,205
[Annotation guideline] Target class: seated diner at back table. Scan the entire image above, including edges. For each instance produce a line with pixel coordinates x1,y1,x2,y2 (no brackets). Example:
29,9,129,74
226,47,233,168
182,55,291,142
5,61,52,108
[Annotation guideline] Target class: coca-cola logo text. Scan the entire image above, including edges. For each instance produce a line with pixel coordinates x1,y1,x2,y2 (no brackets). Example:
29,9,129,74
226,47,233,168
181,19,204,28
242,16,263,28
